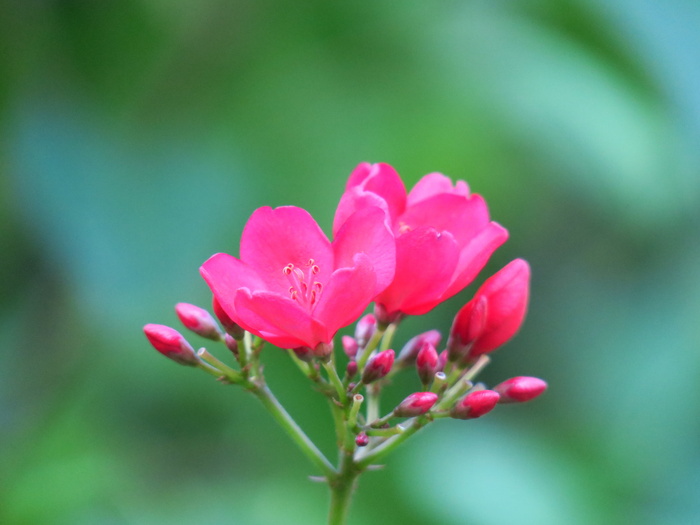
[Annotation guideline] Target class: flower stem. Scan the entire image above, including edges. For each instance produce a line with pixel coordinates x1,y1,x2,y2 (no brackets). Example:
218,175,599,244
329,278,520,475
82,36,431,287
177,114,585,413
250,383,336,478
356,416,428,469
327,449,360,525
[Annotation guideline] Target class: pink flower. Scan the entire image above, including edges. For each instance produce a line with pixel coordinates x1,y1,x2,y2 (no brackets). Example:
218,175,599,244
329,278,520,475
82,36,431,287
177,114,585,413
449,259,530,360
334,163,508,318
200,205,395,351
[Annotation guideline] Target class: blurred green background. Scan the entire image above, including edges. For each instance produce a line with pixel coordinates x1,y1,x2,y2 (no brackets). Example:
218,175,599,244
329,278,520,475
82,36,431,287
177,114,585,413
1,1,699,524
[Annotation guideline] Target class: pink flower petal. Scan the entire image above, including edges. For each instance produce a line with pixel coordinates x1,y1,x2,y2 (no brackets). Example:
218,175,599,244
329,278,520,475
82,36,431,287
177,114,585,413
235,290,329,348
200,252,266,323
240,206,333,292
441,222,509,301
398,193,490,246
314,253,378,333
375,227,459,316
345,163,407,221
407,172,469,206
333,207,395,294
332,187,389,238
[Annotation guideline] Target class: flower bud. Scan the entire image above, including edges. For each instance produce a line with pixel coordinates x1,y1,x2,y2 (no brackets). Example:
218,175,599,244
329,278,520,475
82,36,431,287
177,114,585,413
342,335,359,359
394,392,438,417
293,346,314,362
415,342,439,385
346,361,358,378
212,297,245,339
313,341,333,360
354,313,377,345
437,350,448,372
494,376,547,403
175,302,222,340
450,259,530,360
144,324,199,366
398,329,442,362
224,333,239,356
450,389,500,419
355,432,369,447
361,349,395,384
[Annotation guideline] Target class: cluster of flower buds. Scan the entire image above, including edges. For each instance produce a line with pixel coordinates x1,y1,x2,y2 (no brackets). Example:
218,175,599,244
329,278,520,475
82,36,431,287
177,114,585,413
143,162,547,515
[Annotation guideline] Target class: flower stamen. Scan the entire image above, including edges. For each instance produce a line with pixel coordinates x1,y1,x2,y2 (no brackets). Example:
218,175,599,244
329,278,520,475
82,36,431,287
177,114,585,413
283,261,323,307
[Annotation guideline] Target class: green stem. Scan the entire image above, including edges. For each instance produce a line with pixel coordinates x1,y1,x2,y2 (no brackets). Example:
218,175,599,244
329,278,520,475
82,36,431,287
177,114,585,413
328,450,360,525
355,325,386,373
356,416,428,469
250,384,336,478
322,360,348,404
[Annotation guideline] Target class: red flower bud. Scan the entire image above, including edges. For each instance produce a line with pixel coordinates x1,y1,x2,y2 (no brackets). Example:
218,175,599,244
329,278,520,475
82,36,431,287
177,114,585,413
355,432,369,447
342,335,359,359
175,302,222,340
144,324,199,366
212,297,245,339
361,349,395,384
450,389,500,419
494,376,547,403
394,392,439,417
437,350,448,372
415,342,439,385
450,259,530,360
293,346,314,362
354,313,377,345
398,329,442,362
313,341,333,359
224,333,239,356
346,361,358,378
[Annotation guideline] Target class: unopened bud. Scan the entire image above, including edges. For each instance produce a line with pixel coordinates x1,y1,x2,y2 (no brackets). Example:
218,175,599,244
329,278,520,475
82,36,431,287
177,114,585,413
175,302,222,340
437,350,448,372
342,335,359,359
450,259,530,360
144,324,199,366
416,342,439,385
494,376,547,403
450,390,500,419
212,297,245,339
346,361,358,378
355,432,369,447
224,333,239,356
293,346,313,362
355,313,377,345
398,330,442,362
313,341,333,360
361,349,395,384
394,392,439,417
373,303,403,325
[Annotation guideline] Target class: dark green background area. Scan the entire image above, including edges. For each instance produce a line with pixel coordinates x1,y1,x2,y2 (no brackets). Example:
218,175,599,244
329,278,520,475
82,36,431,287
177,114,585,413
1,1,699,523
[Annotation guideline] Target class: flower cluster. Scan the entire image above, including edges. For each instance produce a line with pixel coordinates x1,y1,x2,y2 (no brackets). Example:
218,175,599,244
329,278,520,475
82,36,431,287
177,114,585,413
144,162,546,524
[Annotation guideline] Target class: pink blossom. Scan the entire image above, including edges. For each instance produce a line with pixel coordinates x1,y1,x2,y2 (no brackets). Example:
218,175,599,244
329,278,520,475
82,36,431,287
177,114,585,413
334,163,508,318
449,259,530,360
200,206,395,351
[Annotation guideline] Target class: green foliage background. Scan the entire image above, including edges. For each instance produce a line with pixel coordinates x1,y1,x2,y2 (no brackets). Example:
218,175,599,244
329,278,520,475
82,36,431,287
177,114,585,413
1,1,699,524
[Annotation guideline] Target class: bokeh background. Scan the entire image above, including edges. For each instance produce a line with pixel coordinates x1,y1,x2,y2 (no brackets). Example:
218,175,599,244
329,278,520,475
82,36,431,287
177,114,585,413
1,1,699,524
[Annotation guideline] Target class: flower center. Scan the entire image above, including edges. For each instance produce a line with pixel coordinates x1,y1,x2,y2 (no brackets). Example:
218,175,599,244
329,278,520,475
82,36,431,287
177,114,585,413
283,259,323,307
